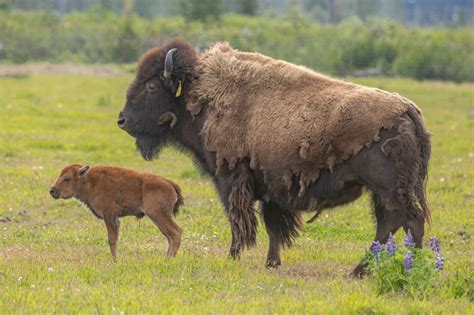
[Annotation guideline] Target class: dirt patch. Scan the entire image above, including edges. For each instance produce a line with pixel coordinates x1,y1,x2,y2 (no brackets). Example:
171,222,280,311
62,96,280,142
0,63,129,77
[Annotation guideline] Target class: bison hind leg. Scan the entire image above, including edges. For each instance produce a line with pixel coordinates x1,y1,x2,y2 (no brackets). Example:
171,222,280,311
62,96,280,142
351,192,406,277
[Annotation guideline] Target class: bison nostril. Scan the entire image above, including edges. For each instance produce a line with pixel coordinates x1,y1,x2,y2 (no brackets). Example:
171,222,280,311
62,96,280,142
117,117,126,128
49,188,58,198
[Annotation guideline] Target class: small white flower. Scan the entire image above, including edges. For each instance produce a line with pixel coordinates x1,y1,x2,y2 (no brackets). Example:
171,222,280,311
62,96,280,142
440,177,445,183
48,267,54,272
17,276,22,281
30,284,35,288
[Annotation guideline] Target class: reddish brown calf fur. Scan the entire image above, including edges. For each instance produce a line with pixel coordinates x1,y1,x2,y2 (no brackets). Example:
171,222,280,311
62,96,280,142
50,164,184,259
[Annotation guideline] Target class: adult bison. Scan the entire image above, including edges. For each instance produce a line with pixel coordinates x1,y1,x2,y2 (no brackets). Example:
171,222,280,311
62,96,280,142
117,39,431,275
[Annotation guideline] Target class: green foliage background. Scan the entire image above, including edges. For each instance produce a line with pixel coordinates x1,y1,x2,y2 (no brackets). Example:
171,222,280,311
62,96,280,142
1,10,473,82
0,73,472,313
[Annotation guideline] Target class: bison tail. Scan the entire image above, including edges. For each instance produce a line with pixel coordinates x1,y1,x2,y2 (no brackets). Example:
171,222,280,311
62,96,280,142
406,104,432,225
169,180,184,216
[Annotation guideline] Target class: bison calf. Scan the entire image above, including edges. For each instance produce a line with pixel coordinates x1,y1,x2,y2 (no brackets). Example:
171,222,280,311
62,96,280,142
50,164,183,259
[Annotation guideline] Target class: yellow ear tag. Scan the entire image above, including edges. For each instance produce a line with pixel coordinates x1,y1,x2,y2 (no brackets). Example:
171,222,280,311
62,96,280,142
175,80,182,97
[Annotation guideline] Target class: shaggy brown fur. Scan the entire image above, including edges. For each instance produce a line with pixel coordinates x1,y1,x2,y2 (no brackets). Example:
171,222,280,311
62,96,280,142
50,164,183,259
189,43,419,200
117,39,431,275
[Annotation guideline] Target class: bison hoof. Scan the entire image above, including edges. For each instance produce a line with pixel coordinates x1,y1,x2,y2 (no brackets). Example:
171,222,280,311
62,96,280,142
228,250,241,260
350,263,368,278
265,259,281,269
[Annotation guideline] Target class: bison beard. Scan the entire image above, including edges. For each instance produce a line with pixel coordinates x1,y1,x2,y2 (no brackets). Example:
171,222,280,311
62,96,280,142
136,134,165,161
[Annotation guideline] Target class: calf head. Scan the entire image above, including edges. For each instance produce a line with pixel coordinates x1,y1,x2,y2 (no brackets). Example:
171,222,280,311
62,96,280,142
50,164,90,199
118,39,198,160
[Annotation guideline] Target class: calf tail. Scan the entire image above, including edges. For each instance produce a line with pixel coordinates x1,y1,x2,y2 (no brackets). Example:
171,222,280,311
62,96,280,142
168,180,184,216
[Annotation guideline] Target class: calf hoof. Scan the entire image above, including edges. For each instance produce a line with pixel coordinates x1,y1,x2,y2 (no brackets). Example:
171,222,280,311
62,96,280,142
265,258,281,269
350,263,368,278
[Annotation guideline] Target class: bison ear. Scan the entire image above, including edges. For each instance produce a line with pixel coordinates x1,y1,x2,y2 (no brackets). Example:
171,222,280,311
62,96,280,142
78,165,90,177
162,48,183,98
158,112,178,129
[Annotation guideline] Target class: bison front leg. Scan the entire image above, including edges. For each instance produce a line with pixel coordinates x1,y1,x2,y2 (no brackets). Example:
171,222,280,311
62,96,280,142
226,189,258,260
217,169,258,260
225,206,258,260
261,201,303,268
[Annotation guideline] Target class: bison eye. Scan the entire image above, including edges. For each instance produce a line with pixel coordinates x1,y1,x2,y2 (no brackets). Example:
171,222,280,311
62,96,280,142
64,177,71,182
146,81,157,92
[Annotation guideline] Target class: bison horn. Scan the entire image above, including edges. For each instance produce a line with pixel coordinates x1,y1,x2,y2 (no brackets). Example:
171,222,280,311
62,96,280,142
163,48,177,79
158,112,178,129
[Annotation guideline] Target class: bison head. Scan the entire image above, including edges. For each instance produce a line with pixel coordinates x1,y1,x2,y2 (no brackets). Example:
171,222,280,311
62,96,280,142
50,164,90,199
118,40,197,160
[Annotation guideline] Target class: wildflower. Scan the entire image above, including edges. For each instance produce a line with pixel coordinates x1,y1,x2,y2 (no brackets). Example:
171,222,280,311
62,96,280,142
429,236,440,253
371,240,382,257
386,233,396,256
435,252,445,271
404,230,415,248
404,250,413,272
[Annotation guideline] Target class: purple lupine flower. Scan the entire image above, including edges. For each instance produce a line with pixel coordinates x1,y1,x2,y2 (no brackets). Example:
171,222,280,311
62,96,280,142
386,233,396,256
429,236,440,253
371,240,382,257
435,252,444,271
404,250,413,272
404,230,415,248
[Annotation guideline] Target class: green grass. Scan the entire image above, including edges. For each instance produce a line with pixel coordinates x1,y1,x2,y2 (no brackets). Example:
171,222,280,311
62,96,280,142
0,74,473,313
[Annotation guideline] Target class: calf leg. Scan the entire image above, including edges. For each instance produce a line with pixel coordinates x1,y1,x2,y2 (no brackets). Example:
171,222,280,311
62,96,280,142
261,201,303,268
146,208,182,257
351,193,404,277
104,215,120,260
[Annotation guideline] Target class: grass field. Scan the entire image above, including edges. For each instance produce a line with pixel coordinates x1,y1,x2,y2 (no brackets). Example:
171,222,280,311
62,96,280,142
0,73,472,313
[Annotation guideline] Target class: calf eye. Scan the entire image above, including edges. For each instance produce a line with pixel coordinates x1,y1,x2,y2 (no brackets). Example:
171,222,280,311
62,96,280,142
64,177,71,182
146,82,157,92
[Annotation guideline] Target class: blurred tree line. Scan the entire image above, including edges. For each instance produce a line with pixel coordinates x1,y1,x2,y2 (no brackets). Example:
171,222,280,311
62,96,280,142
0,0,473,82
1,0,472,26
0,8,472,82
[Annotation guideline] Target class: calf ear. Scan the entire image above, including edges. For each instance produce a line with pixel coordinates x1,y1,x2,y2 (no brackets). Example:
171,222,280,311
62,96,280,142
78,165,90,176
